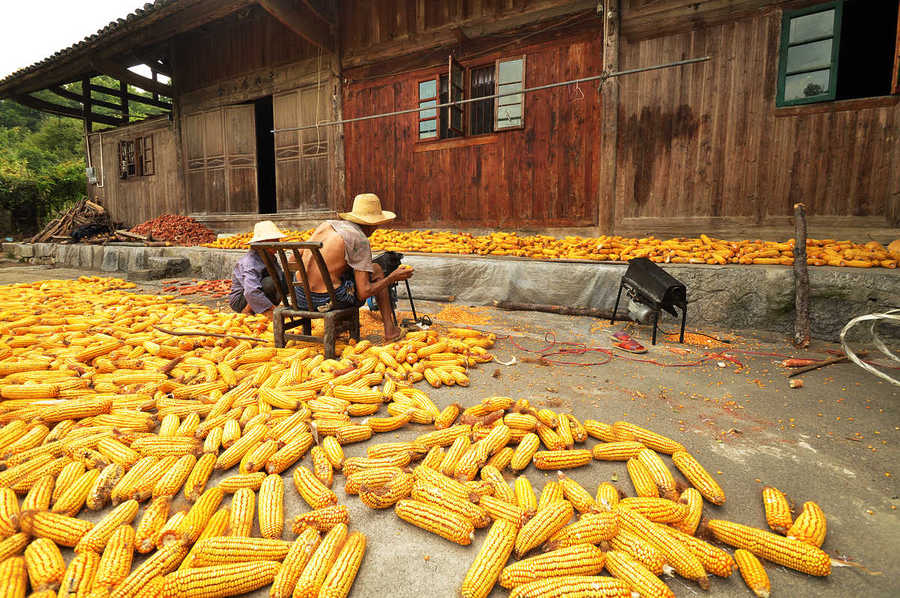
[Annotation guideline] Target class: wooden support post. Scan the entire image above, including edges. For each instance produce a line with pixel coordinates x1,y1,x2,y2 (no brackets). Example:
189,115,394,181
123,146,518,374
597,0,619,234
329,44,346,214
82,76,93,133
793,202,810,348
119,80,129,125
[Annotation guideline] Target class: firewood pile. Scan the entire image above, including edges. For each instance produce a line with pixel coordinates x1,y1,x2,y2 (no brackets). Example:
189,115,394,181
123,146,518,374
30,199,112,243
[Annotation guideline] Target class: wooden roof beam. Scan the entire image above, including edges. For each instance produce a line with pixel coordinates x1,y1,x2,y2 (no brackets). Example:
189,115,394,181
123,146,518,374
91,57,175,97
49,85,125,113
259,0,334,52
12,94,123,127
302,0,336,27
89,83,172,110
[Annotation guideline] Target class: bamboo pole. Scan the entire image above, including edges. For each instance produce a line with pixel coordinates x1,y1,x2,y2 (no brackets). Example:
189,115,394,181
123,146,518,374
792,203,810,348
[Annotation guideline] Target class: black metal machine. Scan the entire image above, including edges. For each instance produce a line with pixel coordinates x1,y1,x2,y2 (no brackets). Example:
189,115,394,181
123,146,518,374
369,251,432,328
610,257,687,345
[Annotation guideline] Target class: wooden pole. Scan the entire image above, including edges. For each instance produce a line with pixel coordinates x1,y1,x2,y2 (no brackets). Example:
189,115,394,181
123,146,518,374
598,0,619,234
793,202,810,348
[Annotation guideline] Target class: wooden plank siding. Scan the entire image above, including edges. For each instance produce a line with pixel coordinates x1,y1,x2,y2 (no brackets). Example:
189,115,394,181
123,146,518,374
614,3,900,235
86,117,184,226
341,31,603,228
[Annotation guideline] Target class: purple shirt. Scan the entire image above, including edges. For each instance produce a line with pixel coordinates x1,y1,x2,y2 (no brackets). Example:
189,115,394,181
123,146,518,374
229,251,279,314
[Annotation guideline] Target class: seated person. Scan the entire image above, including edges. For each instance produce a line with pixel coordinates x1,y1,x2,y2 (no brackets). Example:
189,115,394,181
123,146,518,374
228,220,286,318
295,193,413,342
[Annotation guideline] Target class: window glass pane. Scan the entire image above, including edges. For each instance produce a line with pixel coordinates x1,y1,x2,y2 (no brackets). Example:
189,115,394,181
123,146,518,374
784,69,831,101
496,104,522,128
498,59,523,84
419,119,437,137
419,80,437,98
498,82,522,106
786,39,833,73
470,65,496,135
418,99,436,119
789,9,835,44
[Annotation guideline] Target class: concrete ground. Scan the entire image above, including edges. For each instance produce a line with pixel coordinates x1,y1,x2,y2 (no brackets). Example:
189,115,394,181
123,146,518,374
1,262,898,597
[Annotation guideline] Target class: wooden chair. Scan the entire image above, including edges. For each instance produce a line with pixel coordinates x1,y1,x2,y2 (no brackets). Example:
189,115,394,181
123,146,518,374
251,241,361,358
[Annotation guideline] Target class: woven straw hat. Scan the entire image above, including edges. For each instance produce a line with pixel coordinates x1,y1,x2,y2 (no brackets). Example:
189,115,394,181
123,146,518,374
339,193,396,226
250,220,285,243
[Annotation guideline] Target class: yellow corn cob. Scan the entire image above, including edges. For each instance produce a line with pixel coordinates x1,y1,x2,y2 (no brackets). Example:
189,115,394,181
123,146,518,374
132,436,202,459
607,528,668,575
254,474,283,540
217,472,265,493
214,423,268,470
656,524,735,577
415,425,471,449
162,487,224,547
465,479,496,499
22,474,54,512
671,487,703,535
508,575,631,598
460,519,517,598
76,339,123,363
508,433,539,472
109,543,188,598
537,481,564,511
619,497,688,523
238,438,276,474
486,446,515,472
0,420,30,451
292,505,350,534
1,423,49,457
440,435,471,477
514,477,538,511
0,556,27,598
544,512,618,550
395,499,475,545
264,434,314,475
0,383,60,400
514,499,573,557
131,456,180,502
0,532,29,562
84,464,123,512
364,412,411,433
293,523,349,598
201,426,223,454
58,549,100,598
0,487,20,536
534,424,565,451
499,543,605,588
617,506,709,588
556,473,597,514
734,548,771,598
96,438,140,469
364,441,420,461
504,412,538,431
604,550,676,598
24,537,66,592
635,448,678,499
342,454,411,476
480,465,515,504
411,483,491,528
38,398,114,424
359,472,415,509
433,403,461,429
51,461,85,503
421,446,444,470
590,440,644,461
155,511,187,550
188,536,292,567
671,450,725,505
452,444,487,481
595,482,620,512
221,419,241,448
761,486,793,535
554,415,575,449
181,453,215,503
94,524,135,590
269,527,321,597
151,455,196,500
75,499,139,553
626,457,659,498
227,488,255,537
311,446,334,488
291,466,337,509
612,421,685,454
344,467,404,496
108,457,156,506
162,560,279,597
472,494,531,527
52,469,100,517
787,501,827,547
177,507,232,572
532,449,592,471
318,531,366,598
319,436,344,470
135,497,170,553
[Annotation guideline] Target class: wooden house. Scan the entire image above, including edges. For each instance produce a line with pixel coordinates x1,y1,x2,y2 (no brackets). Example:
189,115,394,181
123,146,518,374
0,0,897,238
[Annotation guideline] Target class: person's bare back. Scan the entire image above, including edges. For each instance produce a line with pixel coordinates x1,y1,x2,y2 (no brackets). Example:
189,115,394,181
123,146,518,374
302,222,349,292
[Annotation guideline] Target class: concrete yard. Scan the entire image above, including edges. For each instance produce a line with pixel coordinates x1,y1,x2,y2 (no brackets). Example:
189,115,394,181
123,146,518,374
0,262,897,597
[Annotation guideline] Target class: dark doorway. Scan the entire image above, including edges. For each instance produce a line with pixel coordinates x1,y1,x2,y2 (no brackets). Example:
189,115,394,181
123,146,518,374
255,96,276,214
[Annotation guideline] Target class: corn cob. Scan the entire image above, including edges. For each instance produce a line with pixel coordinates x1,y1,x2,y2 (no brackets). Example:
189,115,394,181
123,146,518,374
395,499,475,545
0,532,29,562
162,560,280,597
226,488,255,537
434,403,461,429
787,501,827,547
591,441,644,461
471,493,530,527
37,398,113,424
135,497,171,553
183,453,216,503
58,549,100,598
155,511,188,551
270,527,321,598
96,439,140,470
22,475,54,512
255,473,283,540
508,433,538,472
345,467,404,496
264,434,314,474
131,456,179,502
635,448,678,499
221,419,241,448
109,543,188,598
94,524,135,590
318,531,366,598
415,425,471,449
421,446,444,470
411,483,491,528
342,454,411,477
619,497,688,523
365,441,422,461
151,454,196,500
293,523,349,598
617,506,709,588
499,543,605,589
734,548,771,598
0,420,29,451
514,499,573,557
532,449,592,471
555,473,597,514
535,425,566,451
161,487,224,547
671,487,703,535
201,426,222,454
75,499,139,553
0,556,28,598
485,445,514,471
359,472,415,509
480,465,515,504
604,550,675,598
656,523,735,577
595,482,620,512
440,435,471,477
24,538,66,592
761,486,793,535
459,519,517,598
51,461,85,503
626,457,659,498
188,537,292,566
320,436,344,470
177,507,231,572
85,464,124,512
310,446,334,488
364,412,412,433
0,487,20,535
671,450,725,505
606,528,668,575
514,477,538,511
239,439,277,474
554,414,575,449
293,466,338,509
215,423,268,471
537,481,565,511
21,510,94,547
544,511,618,550
292,505,351,534
109,457,158,505
1,423,49,457
611,421,685,454
217,472,266,493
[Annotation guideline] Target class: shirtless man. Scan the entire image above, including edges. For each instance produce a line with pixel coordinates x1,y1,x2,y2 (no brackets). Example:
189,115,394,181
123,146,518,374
296,193,413,342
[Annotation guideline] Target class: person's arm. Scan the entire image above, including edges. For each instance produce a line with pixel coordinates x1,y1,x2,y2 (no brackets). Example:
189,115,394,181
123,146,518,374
353,265,413,301
242,265,276,314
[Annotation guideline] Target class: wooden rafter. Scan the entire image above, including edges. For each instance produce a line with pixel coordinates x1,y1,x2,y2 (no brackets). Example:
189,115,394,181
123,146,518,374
91,57,175,97
302,0,335,27
49,85,124,113
12,94,122,127
90,84,172,110
259,0,334,52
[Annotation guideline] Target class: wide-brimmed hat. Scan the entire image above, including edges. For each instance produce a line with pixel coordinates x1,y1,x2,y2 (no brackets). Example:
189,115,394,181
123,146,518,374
339,193,396,226
250,220,285,243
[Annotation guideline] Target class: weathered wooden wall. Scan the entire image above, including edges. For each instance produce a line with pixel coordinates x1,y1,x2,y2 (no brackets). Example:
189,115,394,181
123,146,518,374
342,31,603,228
614,0,900,235
86,117,184,227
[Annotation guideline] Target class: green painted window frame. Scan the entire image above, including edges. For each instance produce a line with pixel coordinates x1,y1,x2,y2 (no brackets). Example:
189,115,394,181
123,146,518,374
776,1,843,107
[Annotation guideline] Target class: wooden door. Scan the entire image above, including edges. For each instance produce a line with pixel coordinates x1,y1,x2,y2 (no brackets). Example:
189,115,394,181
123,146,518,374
183,105,258,214
274,84,330,213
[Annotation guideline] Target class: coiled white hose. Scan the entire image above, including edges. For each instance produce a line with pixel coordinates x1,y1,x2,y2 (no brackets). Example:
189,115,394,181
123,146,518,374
839,309,900,386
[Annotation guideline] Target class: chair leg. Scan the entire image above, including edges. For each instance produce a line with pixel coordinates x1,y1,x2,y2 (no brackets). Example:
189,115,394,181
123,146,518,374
679,304,687,344
323,316,336,360
351,311,361,341
302,318,312,336
273,309,286,349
